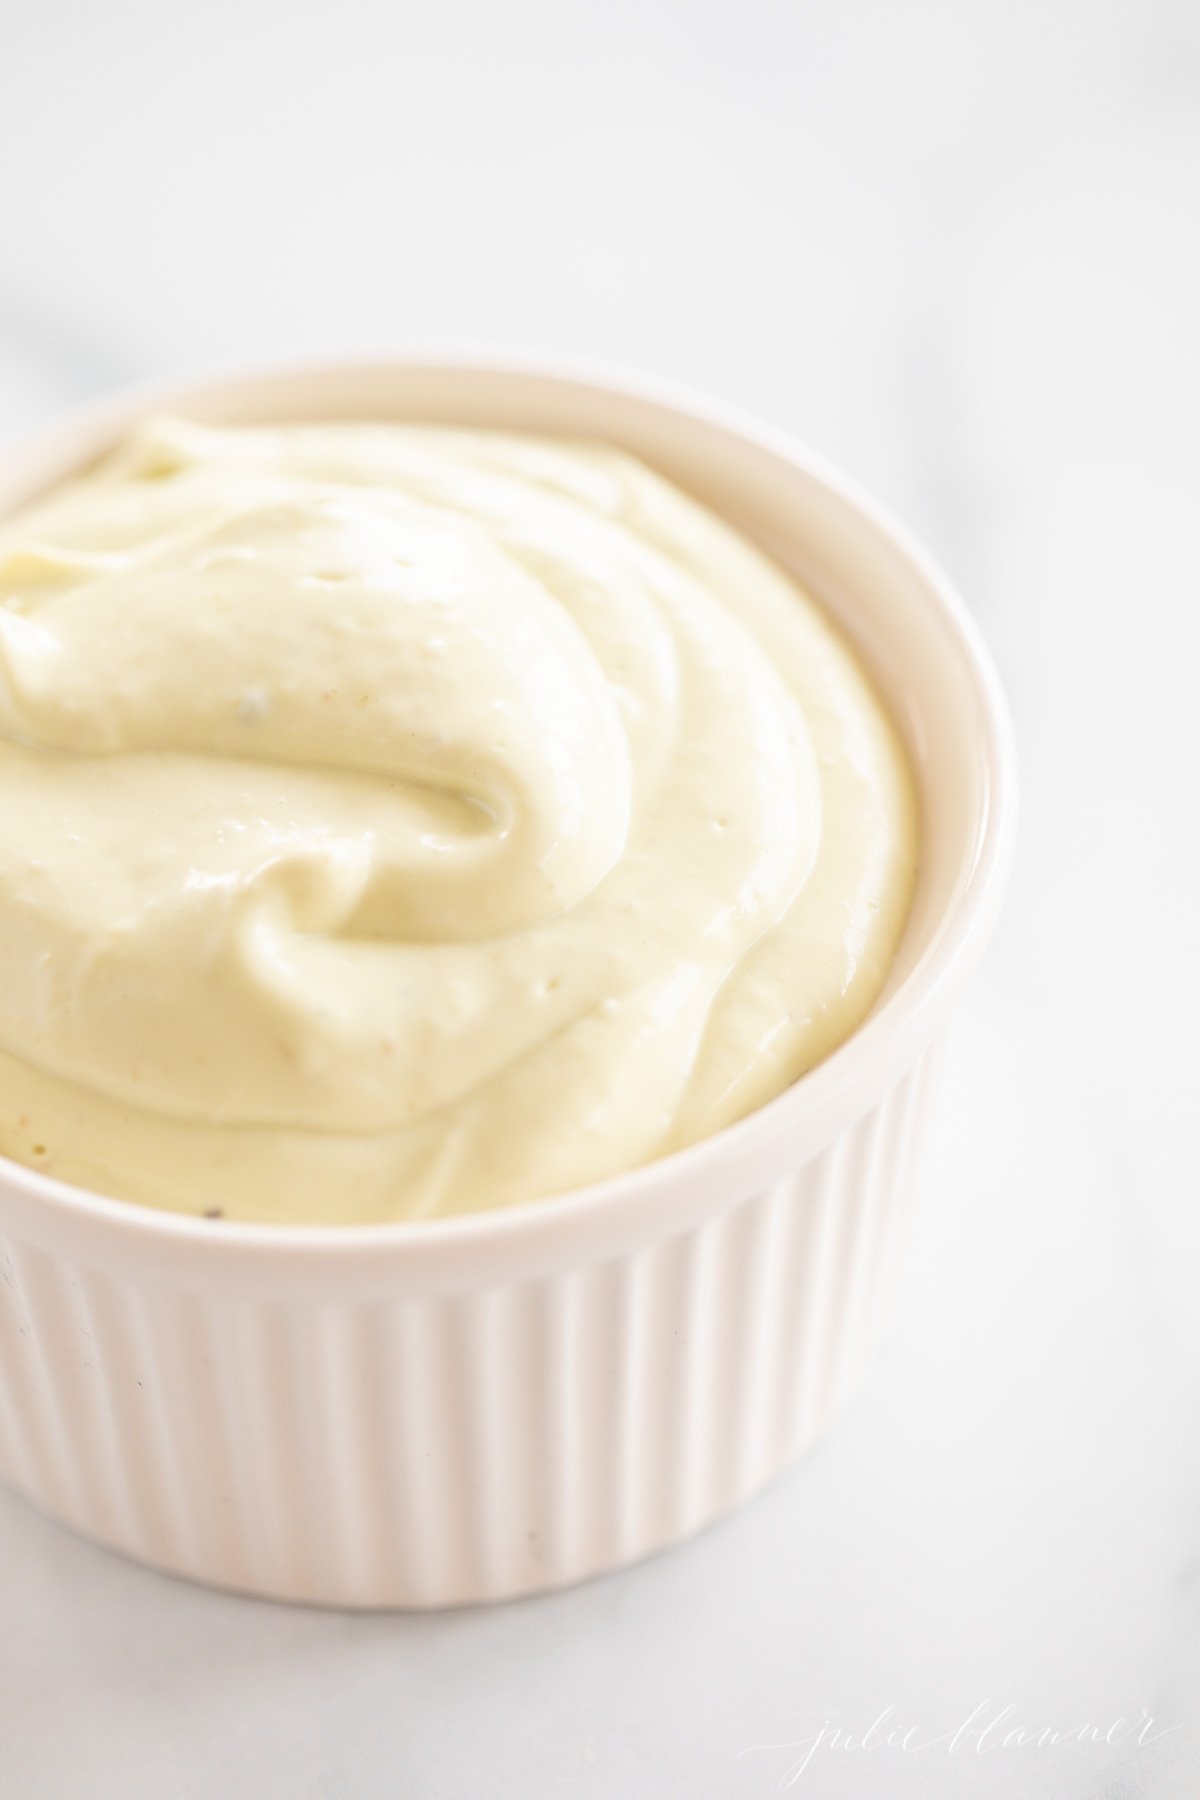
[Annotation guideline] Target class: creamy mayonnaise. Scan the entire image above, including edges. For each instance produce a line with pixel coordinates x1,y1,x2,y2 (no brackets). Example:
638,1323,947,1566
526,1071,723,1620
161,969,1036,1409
0,418,915,1222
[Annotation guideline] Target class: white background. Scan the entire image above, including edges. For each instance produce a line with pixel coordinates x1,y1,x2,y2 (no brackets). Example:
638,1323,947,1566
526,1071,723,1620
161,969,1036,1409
2,1,1199,1794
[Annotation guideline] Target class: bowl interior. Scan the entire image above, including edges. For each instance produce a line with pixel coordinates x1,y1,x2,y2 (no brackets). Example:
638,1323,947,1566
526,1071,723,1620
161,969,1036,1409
0,358,1013,1265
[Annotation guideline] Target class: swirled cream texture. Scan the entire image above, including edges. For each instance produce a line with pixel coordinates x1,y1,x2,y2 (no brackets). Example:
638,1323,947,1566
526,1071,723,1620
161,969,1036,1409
0,418,915,1222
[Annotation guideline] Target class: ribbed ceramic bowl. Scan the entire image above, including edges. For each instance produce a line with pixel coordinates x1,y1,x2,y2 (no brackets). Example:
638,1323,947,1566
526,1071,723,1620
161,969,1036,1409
0,356,1016,1607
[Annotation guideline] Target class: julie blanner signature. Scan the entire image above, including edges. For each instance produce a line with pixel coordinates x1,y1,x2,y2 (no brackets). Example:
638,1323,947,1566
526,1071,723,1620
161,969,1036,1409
742,1700,1182,1787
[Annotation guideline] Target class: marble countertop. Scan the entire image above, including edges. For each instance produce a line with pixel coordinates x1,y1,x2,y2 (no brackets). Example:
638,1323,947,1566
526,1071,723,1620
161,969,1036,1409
2,0,1199,1794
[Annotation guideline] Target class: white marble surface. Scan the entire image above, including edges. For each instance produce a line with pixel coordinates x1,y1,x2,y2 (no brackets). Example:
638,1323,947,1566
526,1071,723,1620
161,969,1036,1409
2,0,1199,1793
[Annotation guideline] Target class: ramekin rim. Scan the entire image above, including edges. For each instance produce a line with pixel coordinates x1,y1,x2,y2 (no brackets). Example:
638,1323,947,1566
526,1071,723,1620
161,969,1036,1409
0,347,1018,1259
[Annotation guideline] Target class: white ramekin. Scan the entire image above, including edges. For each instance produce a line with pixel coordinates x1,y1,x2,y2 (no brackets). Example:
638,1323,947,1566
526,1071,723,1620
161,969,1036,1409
0,355,1016,1608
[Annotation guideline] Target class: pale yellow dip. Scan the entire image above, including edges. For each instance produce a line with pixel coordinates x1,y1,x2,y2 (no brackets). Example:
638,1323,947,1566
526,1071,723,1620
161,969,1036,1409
0,418,915,1223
